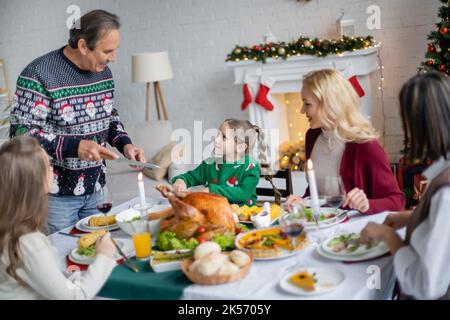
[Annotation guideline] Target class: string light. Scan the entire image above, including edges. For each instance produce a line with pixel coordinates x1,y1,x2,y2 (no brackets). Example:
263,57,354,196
376,42,386,142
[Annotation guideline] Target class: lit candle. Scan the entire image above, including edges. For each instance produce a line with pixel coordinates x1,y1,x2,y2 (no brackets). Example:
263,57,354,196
138,172,146,214
306,159,320,217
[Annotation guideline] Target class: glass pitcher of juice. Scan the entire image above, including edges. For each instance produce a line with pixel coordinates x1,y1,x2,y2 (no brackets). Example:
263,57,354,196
131,220,152,260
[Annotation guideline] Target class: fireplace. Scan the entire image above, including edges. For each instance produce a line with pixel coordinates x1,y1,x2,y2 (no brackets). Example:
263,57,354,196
227,47,380,195
228,47,379,167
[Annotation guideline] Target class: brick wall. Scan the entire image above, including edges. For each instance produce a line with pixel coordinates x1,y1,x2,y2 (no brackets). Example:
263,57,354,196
0,0,440,161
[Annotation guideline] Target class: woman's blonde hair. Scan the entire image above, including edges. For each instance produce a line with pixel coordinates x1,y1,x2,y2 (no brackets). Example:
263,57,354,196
303,69,379,143
0,136,49,284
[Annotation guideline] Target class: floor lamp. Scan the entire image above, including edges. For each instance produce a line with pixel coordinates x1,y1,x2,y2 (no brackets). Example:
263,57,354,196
132,52,173,121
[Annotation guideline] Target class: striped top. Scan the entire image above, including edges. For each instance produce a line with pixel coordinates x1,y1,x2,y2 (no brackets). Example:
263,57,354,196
9,47,132,196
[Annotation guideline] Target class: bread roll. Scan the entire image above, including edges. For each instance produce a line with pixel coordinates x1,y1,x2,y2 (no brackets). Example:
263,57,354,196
217,260,240,275
195,253,228,276
230,250,251,267
194,241,221,260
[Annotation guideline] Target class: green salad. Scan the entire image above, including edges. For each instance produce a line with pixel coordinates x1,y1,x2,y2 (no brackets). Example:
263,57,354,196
156,231,199,251
76,245,96,257
302,208,336,222
327,233,377,253
156,224,248,252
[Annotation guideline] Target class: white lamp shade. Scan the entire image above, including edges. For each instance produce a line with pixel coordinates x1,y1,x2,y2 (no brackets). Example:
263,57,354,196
132,51,173,83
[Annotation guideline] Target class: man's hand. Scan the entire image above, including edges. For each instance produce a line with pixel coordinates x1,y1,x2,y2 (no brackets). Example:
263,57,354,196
78,140,118,162
123,144,146,163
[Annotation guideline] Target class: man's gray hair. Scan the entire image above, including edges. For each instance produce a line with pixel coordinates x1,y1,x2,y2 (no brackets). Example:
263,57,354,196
69,9,120,50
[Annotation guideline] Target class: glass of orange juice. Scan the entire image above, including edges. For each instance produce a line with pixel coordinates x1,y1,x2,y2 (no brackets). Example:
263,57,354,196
131,220,152,260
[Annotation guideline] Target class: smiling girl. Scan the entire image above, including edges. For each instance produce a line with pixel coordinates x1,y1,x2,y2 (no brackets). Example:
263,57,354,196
172,119,267,206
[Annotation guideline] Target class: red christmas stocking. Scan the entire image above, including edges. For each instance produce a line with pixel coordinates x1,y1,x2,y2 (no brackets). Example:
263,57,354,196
241,83,252,111
255,77,275,111
349,75,365,98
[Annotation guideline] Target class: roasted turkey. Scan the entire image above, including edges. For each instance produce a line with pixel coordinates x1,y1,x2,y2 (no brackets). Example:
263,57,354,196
156,185,236,240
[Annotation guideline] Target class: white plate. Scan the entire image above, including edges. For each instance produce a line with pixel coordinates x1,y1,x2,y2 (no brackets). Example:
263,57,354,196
321,233,385,257
68,240,127,265
235,227,309,261
279,267,345,296
150,249,192,273
75,213,119,232
317,240,390,262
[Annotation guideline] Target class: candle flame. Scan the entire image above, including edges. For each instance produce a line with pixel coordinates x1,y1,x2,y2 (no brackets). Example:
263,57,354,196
138,172,143,181
307,159,313,170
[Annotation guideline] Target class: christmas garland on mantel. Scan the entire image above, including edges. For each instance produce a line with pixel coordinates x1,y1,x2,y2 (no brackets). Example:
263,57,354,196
226,35,376,63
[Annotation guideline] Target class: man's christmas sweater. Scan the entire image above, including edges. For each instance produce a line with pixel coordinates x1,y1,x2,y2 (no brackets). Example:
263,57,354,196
9,47,132,197
172,155,261,206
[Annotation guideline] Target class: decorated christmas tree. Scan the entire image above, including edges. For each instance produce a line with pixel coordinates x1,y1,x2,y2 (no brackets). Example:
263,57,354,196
420,0,450,74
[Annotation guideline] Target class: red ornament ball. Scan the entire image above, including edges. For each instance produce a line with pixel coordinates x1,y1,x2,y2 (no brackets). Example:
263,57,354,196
439,64,446,71
253,45,261,51
428,45,436,53
426,59,434,66
440,27,449,35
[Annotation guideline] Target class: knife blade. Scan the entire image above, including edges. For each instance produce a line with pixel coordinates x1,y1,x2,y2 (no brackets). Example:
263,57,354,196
108,158,161,170
112,239,139,273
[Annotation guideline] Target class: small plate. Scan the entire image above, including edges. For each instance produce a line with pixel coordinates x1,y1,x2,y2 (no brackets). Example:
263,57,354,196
75,213,119,232
279,267,345,296
68,240,127,265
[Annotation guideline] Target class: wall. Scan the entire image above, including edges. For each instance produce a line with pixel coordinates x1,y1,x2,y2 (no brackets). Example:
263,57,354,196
0,0,440,161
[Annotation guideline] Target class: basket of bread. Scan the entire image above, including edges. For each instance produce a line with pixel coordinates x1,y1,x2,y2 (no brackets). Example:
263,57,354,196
181,242,253,285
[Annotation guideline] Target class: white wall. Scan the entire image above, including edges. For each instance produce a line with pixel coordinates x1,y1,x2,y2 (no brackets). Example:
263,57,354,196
0,0,440,161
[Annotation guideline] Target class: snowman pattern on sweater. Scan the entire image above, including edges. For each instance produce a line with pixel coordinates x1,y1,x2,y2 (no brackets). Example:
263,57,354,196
74,174,86,196
50,171,60,194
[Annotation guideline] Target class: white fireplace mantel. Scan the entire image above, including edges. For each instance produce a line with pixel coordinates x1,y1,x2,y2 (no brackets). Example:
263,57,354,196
227,47,380,166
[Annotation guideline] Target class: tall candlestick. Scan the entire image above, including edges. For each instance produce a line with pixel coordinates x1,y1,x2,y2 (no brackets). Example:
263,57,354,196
138,172,146,215
306,159,320,217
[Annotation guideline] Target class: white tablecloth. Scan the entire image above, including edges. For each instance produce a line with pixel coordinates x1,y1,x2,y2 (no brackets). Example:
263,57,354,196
49,197,400,300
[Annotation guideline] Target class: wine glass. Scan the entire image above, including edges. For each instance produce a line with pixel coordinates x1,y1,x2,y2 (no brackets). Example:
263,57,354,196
324,176,346,217
97,187,113,232
279,213,305,250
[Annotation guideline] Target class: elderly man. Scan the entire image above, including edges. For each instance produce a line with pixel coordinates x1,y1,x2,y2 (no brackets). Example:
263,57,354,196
10,10,145,233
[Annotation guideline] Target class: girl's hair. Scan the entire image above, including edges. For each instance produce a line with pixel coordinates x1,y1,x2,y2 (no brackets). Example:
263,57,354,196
400,71,450,163
0,136,49,284
303,69,379,143
222,119,269,168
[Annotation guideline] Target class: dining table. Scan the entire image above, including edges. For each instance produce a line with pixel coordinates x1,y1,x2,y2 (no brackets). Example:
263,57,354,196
49,196,401,300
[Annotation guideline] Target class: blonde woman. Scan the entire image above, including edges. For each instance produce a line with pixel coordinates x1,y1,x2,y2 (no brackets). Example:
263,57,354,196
0,136,116,299
287,69,405,214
